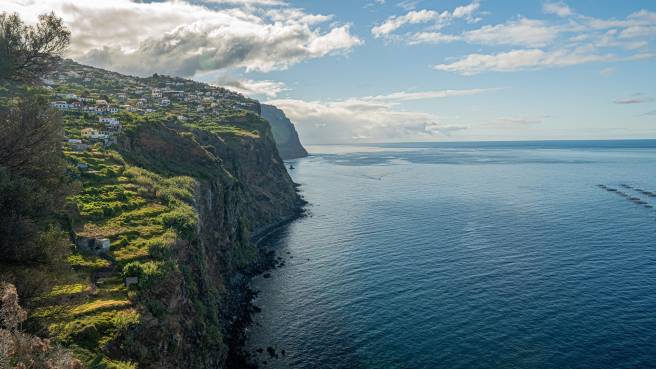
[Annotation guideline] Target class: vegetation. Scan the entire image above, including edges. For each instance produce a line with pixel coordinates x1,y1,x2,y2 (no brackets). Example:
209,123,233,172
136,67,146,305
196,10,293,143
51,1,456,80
1,10,298,369
0,94,70,264
1,282,83,369
0,12,73,304
24,145,198,368
0,12,70,83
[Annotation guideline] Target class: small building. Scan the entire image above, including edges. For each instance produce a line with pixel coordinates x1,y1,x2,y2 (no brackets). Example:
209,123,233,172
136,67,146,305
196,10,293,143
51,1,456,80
51,101,69,110
77,163,89,170
99,117,119,125
81,128,97,139
164,90,185,99
76,237,111,255
68,138,82,144
160,98,170,107
125,277,139,287
108,106,119,114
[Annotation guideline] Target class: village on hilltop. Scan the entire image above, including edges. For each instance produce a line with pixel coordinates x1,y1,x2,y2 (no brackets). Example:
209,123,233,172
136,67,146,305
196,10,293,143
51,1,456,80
45,59,261,154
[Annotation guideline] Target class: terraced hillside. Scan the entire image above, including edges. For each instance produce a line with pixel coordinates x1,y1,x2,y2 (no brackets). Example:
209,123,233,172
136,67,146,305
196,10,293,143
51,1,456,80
20,61,304,369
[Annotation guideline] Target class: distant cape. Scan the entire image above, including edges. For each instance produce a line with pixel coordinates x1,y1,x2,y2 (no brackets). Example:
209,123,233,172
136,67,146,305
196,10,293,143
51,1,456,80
261,104,308,160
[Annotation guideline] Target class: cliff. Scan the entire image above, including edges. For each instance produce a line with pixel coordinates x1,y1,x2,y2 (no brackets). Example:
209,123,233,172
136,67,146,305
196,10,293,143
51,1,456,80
261,104,308,160
25,62,303,369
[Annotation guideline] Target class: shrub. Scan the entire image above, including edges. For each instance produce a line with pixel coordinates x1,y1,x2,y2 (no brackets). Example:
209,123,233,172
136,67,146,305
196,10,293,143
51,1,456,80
0,282,83,369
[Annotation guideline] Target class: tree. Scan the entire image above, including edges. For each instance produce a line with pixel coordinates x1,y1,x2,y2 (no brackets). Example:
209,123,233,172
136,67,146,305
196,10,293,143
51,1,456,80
0,12,70,83
0,12,72,267
0,93,69,264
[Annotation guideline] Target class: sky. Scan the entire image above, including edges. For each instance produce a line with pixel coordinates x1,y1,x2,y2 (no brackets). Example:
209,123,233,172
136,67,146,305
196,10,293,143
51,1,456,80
5,0,656,143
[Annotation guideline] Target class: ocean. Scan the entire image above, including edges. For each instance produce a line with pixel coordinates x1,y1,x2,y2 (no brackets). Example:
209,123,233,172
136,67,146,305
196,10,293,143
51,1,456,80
246,140,656,369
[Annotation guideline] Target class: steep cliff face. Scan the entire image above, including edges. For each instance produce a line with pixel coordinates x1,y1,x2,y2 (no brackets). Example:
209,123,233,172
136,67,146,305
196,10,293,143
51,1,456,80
15,60,301,369
114,112,302,368
261,104,308,160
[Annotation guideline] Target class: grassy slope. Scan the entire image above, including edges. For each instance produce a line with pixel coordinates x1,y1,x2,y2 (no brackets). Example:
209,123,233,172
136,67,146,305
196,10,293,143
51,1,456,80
33,145,196,369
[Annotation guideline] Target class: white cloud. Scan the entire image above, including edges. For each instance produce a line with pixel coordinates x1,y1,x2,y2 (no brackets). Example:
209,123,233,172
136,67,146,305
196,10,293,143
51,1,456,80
600,67,615,76
494,116,548,125
371,2,479,38
370,2,655,74
397,1,420,11
365,0,386,7
618,25,656,39
266,97,467,143
265,88,493,143
430,7,656,75
543,2,573,17
613,93,654,105
204,0,288,5
215,77,288,98
409,31,460,44
5,0,362,77
372,9,445,38
463,18,557,47
433,48,632,75
362,88,496,102
452,2,481,21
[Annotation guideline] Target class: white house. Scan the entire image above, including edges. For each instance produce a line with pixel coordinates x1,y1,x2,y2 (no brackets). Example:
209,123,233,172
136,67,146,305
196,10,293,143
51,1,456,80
160,98,170,106
99,117,120,125
51,101,69,110
108,106,119,114
76,237,110,255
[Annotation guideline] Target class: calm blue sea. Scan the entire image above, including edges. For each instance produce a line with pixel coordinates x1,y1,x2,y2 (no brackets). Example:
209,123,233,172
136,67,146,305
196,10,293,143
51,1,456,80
246,140,656,369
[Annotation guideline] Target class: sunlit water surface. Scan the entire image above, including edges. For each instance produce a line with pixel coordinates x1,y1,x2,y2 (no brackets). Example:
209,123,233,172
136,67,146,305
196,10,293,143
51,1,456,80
246,140,656,369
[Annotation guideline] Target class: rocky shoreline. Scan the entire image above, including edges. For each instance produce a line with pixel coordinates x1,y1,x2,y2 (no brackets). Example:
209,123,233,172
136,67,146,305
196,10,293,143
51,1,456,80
226,192,307,369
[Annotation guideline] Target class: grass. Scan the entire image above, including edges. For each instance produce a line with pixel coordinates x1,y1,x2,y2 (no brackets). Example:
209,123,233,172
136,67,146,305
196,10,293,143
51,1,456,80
33,145,197,367
25,66,269,367
70,300,132,317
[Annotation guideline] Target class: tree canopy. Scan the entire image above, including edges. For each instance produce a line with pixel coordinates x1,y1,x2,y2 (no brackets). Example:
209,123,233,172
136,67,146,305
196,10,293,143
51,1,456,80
0,12,71,266
0,12,70,83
